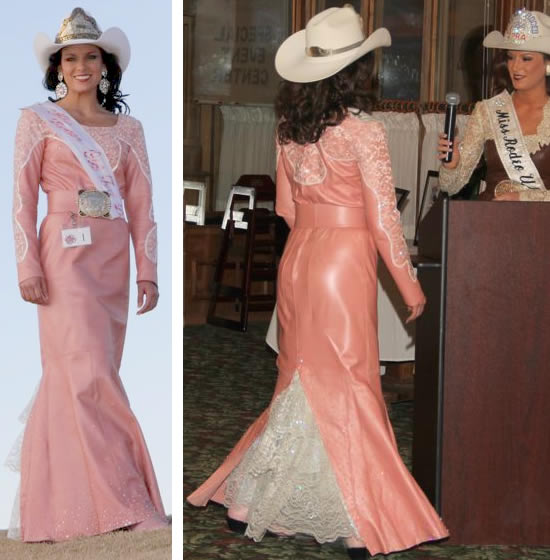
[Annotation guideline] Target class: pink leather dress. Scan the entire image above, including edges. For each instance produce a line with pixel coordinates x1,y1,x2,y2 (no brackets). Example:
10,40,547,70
187,114,449,555
12,108,165,542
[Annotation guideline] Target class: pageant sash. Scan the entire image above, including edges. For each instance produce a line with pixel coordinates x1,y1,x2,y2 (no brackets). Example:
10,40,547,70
487,90,544,191
29,101,125,219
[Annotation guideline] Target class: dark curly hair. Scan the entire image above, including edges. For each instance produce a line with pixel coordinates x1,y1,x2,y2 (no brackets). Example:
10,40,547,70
44,47,130,114
490,49,550,96
275,52,376,145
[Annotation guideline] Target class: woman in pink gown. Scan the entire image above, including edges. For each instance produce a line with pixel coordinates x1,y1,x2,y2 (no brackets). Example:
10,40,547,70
10,8,167,542
187,6,448,559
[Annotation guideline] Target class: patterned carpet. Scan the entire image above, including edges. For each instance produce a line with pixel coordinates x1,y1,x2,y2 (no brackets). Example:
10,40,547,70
184,323,550,560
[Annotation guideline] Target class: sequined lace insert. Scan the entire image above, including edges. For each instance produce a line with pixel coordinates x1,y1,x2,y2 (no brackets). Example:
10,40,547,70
283,142,327,185
224,373,359,543
319,126,355,161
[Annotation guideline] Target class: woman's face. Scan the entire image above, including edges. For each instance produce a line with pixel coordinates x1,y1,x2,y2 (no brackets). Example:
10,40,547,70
506,50,546,92
59,44,104,96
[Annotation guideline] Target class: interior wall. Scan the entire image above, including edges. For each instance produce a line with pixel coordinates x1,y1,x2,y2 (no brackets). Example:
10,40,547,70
183,0,549,213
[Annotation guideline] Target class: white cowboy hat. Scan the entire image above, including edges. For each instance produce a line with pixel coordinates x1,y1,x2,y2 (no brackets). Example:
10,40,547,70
34,7,131,73
275,5,391,83
483,8,550,55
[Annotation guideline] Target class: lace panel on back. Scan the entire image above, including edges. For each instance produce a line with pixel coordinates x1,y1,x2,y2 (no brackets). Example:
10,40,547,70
284,143,327,185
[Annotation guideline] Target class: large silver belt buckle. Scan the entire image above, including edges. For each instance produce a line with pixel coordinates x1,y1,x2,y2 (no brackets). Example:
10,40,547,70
78,190,111,218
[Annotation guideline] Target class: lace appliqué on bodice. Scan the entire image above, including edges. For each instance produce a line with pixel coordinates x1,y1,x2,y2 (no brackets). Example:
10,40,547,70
87,116,153,185
13,111,158,270
440,98,550,195
86,127,123,171
224,373,358,543
349,118,416,281
281,123,358,186
525,100,550,153
320,126,355,161
284,143,327,185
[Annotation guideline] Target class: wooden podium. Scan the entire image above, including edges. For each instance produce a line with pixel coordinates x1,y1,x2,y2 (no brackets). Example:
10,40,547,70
413,197,550,545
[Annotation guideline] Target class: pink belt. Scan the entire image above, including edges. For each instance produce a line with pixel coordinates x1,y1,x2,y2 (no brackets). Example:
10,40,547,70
294,204,367,228
47,191,80,214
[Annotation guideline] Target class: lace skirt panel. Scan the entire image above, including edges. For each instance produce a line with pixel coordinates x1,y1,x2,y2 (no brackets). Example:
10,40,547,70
224,372,359,543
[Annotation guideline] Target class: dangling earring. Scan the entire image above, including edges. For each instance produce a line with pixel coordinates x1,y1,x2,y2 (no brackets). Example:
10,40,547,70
55,71,68,99
99,68,110,99
546,63,550,76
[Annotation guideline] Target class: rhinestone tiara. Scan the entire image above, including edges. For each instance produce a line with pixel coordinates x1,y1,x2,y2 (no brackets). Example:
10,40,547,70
55,7,102,44
506,7,540,45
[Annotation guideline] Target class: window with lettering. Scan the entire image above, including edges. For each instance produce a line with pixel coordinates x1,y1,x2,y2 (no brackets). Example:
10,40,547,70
191,0,291,104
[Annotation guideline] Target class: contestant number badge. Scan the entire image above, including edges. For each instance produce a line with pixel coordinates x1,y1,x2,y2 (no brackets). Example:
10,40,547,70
61,227,92,248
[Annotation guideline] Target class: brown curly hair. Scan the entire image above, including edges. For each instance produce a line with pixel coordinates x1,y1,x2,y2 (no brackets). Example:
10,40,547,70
275,52,376,145
490,49,550,96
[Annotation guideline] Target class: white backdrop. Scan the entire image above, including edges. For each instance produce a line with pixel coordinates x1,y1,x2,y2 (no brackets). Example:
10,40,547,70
215,105,277,210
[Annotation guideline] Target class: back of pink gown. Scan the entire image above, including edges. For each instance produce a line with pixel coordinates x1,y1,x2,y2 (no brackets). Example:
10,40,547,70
187,113,448,555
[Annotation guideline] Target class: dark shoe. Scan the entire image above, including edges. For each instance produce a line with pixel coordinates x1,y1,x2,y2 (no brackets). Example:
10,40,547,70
226,516,247,534
347,547,371,560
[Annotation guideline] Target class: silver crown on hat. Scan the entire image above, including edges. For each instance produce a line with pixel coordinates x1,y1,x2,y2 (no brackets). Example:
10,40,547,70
55,7,102,44
506,7,540,45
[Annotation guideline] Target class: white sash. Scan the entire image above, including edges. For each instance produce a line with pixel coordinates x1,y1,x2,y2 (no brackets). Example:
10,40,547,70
29,101,125,219
487,91,544,191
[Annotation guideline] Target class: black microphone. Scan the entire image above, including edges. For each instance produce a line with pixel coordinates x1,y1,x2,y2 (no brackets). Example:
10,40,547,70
443,92,460,164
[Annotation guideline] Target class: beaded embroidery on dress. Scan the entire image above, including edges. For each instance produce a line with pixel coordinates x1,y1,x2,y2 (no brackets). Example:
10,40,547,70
12,110,158,268
279,113,416,281
346,115,416,281
12,111,48,263
224,373,359,543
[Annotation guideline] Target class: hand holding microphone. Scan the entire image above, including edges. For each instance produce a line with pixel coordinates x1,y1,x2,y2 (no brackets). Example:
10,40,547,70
437,92,461,169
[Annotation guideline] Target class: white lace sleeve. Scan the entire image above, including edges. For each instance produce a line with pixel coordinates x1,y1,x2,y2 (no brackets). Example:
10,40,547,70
13,109,46,282
122,118,158,284
439,102,486,195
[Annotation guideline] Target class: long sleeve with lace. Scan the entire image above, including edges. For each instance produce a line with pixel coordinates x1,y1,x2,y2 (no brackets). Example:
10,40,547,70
12,109,158,285
439,101,486,195
12,110,47,283
122,118,158,284
349,119,422,305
